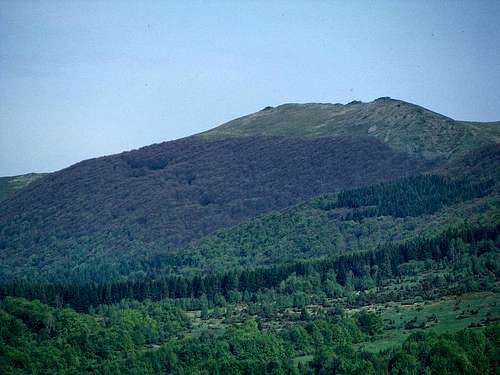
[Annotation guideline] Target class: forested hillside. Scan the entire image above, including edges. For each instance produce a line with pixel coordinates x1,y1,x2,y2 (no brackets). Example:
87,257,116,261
0,173,47,202
0,136,431,283
1,99,499,374
2,221,499,374
166,174,497,274
1,99,499,284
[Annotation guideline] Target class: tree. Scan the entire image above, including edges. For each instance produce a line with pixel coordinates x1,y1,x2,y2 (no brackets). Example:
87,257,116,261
355,311,383,336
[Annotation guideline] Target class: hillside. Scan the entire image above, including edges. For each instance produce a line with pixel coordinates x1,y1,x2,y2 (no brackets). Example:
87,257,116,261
438,142,500,179
0,173,47,202
152,173,498,275
0,98,498,284
201,97,500,160
0,136,430,283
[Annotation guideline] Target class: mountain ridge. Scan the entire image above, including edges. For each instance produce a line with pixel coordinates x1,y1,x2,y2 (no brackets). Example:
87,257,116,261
2,97,498,180
200,97,500,160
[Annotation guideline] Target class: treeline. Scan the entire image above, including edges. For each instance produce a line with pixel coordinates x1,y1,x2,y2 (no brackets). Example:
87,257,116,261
314,174,493,220
1,222,498,312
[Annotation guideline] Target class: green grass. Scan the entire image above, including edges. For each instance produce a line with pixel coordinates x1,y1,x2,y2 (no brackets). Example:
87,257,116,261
356,291,500,352
200,98,500,160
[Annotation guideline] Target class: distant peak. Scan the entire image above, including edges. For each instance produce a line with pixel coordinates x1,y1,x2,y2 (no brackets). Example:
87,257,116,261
347,100,363,105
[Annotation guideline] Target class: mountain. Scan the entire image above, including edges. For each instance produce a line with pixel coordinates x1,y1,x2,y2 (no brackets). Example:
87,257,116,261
1,98,499,375
0,97,498,283
201,97,500,160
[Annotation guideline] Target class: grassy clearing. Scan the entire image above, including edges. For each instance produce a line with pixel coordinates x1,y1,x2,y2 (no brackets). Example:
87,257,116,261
182,286,500,355
356,291,500,352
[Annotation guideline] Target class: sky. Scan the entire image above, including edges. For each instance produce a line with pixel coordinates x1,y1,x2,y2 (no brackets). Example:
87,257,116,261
1,1,500,176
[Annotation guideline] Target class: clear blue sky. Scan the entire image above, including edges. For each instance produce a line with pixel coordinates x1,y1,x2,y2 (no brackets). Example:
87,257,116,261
1,1,499,176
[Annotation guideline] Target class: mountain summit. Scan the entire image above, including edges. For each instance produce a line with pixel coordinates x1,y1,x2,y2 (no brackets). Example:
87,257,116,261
201,97,500,160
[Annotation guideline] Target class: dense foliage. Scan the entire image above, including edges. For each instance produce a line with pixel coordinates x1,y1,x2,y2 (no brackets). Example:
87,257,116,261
0,297,191,374
314,174,493,220
171,173,496,274
311,325,500,375
1,295,499,374
0,103,498,373
0,136,430,283
0,174,498,373
2,221,498,313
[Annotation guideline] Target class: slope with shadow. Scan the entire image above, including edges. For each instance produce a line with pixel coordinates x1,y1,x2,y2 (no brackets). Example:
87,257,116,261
0,136,431,283
159,171,498,275
438,143,500,180
201,97,500,160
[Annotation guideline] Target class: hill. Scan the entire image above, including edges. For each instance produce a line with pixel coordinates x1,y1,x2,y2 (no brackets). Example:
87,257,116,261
201,97,500,160
0,136,430,283
0,98,498,284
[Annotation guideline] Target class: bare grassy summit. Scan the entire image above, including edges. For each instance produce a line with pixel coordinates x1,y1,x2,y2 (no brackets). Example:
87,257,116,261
201,97,500,160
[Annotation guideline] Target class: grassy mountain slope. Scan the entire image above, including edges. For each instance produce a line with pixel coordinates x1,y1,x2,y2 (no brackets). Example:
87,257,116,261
201,97,500,160
0,173,47,202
